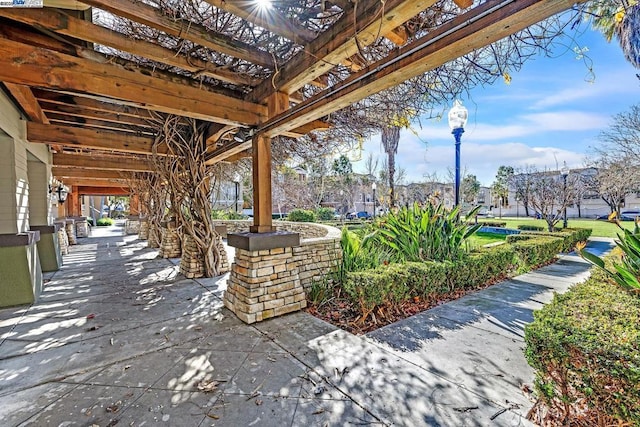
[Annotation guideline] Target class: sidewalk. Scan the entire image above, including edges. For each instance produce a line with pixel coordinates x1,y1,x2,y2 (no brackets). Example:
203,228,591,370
0,226,614,426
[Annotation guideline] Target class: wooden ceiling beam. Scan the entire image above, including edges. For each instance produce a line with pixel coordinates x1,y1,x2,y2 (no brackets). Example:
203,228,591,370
0,37,266,126
65,178,129,188
45,113,155,135
3,83,49,124
259,0,585,137
39,101,155,128
0,8,258,88
33,89,153,120
53,167,138,179
203,0,316,45
28,122,160,155
76,186,130,196
248,0,438,102
53,153,152,172
81,0,275,69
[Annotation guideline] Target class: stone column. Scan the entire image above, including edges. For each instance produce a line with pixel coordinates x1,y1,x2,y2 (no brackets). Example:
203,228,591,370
159,220,181,258
139,218,149,240
125,215,141,235
224,232,305,324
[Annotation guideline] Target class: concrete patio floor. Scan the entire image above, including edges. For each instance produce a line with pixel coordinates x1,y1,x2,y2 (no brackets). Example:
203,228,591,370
0,222,614,426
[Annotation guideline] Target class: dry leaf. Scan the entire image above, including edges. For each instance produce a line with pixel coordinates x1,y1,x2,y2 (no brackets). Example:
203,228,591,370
196,379,219,393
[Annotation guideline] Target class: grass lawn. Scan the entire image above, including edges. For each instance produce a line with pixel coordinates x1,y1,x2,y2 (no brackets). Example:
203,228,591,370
468,231,507,249
477,217,636,238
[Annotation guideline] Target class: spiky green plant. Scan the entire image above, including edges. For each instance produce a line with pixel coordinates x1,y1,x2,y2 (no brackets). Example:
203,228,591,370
578,216,640,293
339,227,384,279
375,203,481,263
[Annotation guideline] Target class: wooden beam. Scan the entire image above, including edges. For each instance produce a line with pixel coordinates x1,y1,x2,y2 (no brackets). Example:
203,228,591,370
260,0,585,137
40,102,155,129
280,120,331,138
53,167,138,179
65,178,130,188
203,0,316,45
248,0,438,102
0,8,258,87
81,0,276,69
53,153,152,172
27,122,160,155
386,26,408,46
76,186,130,196
2,83,49,124
0,38,267,127
46,113,154,135
33,89,153,120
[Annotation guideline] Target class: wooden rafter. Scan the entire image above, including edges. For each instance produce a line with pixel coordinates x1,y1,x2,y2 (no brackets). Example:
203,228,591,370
0,8,258,87
65,178,129,187
53,153,152,171
45,113,155,135
28,122,161,155
0,37,267,126
258,0,586,138
248,0,438,102
53,167,138,179
39,102,156,129
33,89,153,120
81,0,276,69
2,83,49,124
76,186,130,195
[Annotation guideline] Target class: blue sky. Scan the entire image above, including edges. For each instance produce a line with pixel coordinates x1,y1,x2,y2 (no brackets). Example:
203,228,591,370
354,27,640,187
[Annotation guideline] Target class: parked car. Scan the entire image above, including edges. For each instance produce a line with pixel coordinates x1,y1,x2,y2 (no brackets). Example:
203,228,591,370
346,211,372,220
621,210,640,221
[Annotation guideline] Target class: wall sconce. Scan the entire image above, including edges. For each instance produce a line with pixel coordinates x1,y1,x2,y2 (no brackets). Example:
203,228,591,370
49,183,68,203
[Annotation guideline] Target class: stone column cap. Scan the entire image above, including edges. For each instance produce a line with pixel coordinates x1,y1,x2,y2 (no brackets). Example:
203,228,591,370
30,224,61,234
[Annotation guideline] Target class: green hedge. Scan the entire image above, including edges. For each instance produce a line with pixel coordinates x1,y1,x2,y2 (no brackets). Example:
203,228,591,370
343,245,516,313
510,237,563,268
525,264,640,424
506,228,592,253
517,224,544,231
96,217,114,226
287,209,317,222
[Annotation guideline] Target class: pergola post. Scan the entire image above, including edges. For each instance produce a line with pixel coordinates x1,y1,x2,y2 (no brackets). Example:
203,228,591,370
249,92,288,233
225,92,306,324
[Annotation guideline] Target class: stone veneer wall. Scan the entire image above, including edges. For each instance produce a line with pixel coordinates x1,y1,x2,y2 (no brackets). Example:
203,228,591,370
213,220,330,239
54,221,68,255
65,219,77,245
179,234,230,279
159,225,181,258
139,220,149,240
223,222,341,324
125,218,141,235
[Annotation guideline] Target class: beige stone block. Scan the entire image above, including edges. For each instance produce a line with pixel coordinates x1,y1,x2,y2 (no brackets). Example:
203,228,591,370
256,266,274,277
274,302,302,317
270,247,285,255
258,250,270,256
235,311,256,324
294,292,306,303
259,294,276,302
276,289,297,299
267,282,294,293
263,299,285,310
284,296,294,305
261,308,275,320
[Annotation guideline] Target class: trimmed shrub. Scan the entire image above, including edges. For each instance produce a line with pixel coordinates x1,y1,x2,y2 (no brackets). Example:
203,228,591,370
517,224,544,231
287,209,317,222
96,217,114,226
476,221,507,228
343,244,516,314
509,228,592,253
525,269,640,424
315,207,335,221
511,236,562,268
87,218,94,226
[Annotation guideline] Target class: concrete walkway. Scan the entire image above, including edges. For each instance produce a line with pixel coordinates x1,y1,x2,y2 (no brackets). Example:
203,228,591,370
0,224,614,426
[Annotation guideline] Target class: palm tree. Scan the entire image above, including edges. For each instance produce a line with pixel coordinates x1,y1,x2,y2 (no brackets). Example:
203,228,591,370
381,125,401,208
588,1,640,68
616,3,640,68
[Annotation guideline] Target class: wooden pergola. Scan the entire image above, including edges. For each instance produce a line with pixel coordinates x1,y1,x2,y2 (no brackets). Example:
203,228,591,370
0,0,582,232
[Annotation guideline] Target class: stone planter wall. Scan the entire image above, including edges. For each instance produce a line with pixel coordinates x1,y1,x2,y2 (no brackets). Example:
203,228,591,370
139,220,149,240
224,223,341,324
72,217,88,238
213,220,331,239
54,221,68,255
179,234,230,279
159,224,181,258
224,246,306,324
65,219,77,245
125,218,141,235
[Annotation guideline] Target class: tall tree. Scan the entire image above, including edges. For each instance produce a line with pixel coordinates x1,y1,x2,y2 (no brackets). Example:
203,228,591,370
380,125,401,208
491,166,515,213
587,0,640,68
461,174,481,204
526,167,579,232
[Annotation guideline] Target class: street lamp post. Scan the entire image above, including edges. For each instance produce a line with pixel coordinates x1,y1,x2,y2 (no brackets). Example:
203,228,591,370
372,182,377,219
233,173,241,213
560,162,569,228
448,100,468,210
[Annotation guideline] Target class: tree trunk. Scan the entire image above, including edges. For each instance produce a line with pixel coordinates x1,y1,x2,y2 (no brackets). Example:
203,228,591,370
381,125,400,208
